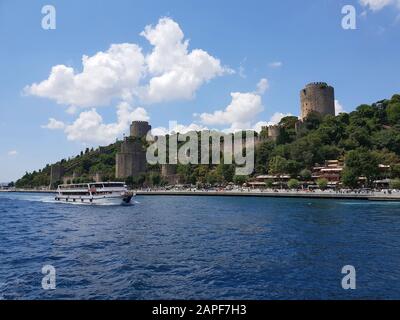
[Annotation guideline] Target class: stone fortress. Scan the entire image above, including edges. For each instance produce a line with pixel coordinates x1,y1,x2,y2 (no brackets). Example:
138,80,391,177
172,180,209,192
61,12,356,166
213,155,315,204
115,82,336,180
115,121,181,183
115,121,151,179
261,82,335,141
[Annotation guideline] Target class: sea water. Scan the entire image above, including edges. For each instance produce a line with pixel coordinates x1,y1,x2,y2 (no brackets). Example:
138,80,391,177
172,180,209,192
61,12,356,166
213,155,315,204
1,192,400,299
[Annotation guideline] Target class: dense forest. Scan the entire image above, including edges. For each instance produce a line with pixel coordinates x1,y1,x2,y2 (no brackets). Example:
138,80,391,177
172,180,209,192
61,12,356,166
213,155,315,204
16,142,120,188
15,94,400,189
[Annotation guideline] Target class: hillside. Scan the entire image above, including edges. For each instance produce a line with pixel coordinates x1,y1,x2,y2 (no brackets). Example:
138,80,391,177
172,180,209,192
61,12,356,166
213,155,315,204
15,94,400,189
16,142,121,188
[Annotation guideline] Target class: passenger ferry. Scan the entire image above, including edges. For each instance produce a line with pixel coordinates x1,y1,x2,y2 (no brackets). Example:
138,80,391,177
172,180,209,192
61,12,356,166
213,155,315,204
55,182,134,205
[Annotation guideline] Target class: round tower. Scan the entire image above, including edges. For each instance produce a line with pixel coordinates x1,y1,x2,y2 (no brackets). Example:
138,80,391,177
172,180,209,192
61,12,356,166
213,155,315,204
267,125,280,142
130,121,152,138
300,82,335,120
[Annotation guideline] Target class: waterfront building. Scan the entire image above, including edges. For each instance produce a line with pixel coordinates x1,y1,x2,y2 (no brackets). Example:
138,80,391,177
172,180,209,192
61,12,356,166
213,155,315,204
249,174,292,188
312,159,344,186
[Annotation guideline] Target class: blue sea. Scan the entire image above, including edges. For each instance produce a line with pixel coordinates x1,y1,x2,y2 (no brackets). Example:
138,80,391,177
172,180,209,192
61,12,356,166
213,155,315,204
1,192,400,300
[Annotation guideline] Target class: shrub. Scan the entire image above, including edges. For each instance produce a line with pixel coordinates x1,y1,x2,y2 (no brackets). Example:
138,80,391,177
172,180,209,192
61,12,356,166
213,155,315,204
288,179,300,189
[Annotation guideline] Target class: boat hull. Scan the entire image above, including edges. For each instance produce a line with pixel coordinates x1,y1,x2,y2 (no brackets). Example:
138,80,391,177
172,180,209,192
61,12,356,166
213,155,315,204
55,194,134,206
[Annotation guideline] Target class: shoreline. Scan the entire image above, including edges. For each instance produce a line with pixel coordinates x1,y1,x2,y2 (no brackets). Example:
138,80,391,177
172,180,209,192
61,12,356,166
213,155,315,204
135,190,400,201
2,189,400,201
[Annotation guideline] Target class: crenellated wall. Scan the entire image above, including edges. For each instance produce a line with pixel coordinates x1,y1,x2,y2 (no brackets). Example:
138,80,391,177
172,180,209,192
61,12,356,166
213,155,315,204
267,125,281,141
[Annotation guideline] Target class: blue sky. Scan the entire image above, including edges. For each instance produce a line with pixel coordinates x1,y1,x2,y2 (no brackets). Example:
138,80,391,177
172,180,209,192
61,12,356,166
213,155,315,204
0,0,399,182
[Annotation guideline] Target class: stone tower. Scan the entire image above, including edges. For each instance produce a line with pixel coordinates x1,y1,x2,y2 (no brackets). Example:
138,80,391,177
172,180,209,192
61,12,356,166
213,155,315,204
267,125,280,142
49,164,64,188
115,121,152,179
130,121,152,139
300,82,335,120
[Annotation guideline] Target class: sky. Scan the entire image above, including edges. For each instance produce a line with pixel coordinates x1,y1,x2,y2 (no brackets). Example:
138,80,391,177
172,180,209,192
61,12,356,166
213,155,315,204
0,0,399,182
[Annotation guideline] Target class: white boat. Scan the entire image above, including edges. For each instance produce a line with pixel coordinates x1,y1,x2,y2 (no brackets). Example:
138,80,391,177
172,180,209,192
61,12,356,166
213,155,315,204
55,182,134,205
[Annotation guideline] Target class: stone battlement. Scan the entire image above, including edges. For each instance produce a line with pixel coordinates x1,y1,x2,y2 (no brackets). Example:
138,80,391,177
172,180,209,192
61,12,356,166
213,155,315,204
130,121,152,139
300,82,335,120
306,82,329,88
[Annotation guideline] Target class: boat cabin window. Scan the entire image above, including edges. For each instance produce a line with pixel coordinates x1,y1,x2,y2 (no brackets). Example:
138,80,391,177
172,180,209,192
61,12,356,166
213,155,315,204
89,183,104,189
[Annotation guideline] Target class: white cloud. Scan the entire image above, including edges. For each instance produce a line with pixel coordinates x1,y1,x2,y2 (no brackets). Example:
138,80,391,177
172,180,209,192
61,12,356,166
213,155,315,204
25,44,145,108
268,61,283,68
26,17,231,109
335,100,345,115
27,17,233,145
199,92,264,131
198,79,270,131
139,17,232,103
359,0,400,11
41,118,65,130
7,150,18,156
256,78,269,95
253,112,293,132
56,102,149,145
151,121,208,136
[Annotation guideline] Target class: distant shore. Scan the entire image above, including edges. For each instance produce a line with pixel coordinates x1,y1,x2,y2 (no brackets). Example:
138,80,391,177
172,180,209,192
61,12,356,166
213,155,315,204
2,188,400,201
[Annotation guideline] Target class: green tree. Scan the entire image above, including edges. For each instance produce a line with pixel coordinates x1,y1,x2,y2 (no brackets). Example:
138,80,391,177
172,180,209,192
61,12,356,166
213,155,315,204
391,164,400,178
177,164,193,184
233,175,248,186
276,116,298,144
286,160,301,178
206,171,219,185
345,149,380,186
300,169,312,181
125,176,134,187
341,167,359,189
193,165,209,184
149,173,161,186
317,178,328,190
288,179,300,189
255,140,275,174
372,129,400,154
389,178,400,189
216,164,235,183
303,112,322,131
387,102,400,125
266,180,274,188
268,156,287,176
